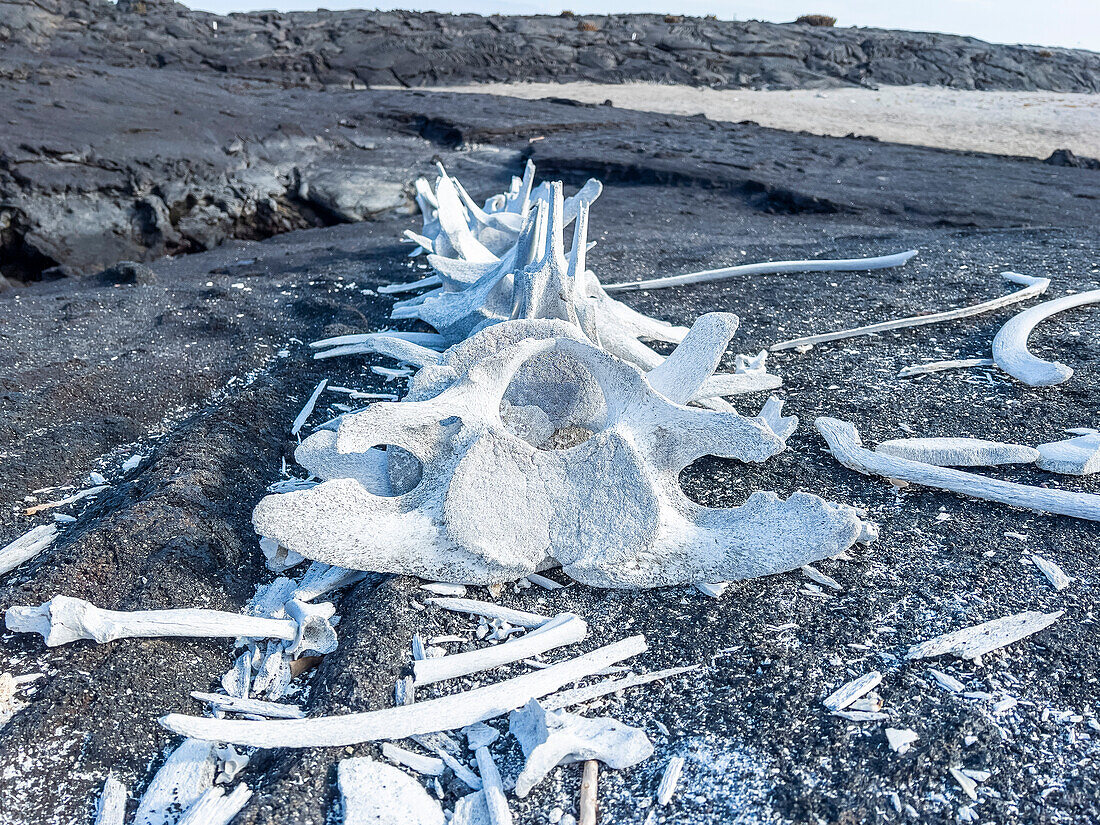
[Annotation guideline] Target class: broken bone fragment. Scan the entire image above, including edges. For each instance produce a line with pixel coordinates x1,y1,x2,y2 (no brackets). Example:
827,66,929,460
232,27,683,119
338,757,445,825
815,417,1100,522
509,699,653,798
132,738,217,825
0,524,59,577
874,438,1039,467
1036,431,1100,476
906,611,1063,663
992,288,1100,386
254,324,872,587
5,595,337,656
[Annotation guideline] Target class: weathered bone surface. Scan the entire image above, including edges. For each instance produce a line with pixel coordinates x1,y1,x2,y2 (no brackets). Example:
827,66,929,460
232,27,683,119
473,745,512,825
992,288,1100,386
4,595,337,655
256,322,870,587
1036,430,1100,475
337,757,445,825
133,739,217,825
541,665,699,711
906,611,1063,662
771,272,1050,351
897,358,996,378
816,417,1100,522
508,700,654,797
160,635,649,747
874,437,1040,467
382,743,445,776
94,775,127,825
177,785,253,825
656,756,685,806
604,250,918,293
0,524,58,577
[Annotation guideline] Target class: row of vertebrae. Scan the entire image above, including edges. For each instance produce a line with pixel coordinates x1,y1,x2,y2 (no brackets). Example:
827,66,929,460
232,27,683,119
256,165,875,588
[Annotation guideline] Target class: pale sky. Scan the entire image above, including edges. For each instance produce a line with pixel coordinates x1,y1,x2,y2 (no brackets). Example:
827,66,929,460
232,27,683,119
179,0,1100,51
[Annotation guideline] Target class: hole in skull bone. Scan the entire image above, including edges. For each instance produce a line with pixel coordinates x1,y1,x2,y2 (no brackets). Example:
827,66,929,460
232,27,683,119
498,350,608,450
380,444,423,495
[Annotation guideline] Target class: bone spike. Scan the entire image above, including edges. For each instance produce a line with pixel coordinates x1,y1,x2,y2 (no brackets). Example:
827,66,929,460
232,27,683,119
992,288,1100,385
815,417,1100,522
133,739,217,825
906,611,1063,662
177,784,252,825
0,524,58,576
411,736,483,789
541,665,698,711
656,756,684,806
378,275,443,295
771,272,1049,351
414,614,586,686
1031,554,1072,591
428,598,551,629
161,636,648,748
897,358,996,378
823,672,882,711
24,485,110,515
474,746,512,825
382,742,445,776
605,250,917,293
291,380,328,436
646,312,740,404
1036,431,1100,476
94,775,127,825
191,692,305,719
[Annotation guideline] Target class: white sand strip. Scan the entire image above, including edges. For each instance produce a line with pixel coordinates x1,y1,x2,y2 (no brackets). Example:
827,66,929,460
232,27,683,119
398,82,1100,160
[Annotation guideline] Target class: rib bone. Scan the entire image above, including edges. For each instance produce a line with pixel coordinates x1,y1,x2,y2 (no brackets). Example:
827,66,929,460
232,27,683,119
992,288,1100,386
906,611,1063,663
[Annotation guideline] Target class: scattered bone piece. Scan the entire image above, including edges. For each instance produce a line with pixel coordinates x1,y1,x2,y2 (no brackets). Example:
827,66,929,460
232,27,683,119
897,358,996,378
133,739,217,825
414,613,586,686
0,524,58,576
291,379,328,436
1036,431,1100,476
474,746,512,825
800,565,842,591
215,745,249,784
928,669,966,693
526,573,565,590
1031,554,1072,591
656,756,685,806
192,692,305,719
949,767,979,801
906,611,1063,663
693,582,729,598
411,736,482,789
875,438,1040,467
452,791,492,825
992,288,1100,386
815,417,1100,522
604,250,917,293
428,598,550,629
421,582,468,597
338,757,445,825
5,595,336,654
771,272,1049,352
823,672,882,712
579,760,598,825
24,485,109,515
509,699,653,797
542,665,699,711
177,784,253,825
258,536,305,573
161,635,648,747
292,564,370,602
94,775,127,825
831,710,888,722
383,742,445,776
121,454,145,473
885,728,919,754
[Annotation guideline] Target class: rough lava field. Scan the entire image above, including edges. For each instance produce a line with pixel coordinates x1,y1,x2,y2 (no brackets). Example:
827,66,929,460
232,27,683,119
1,2,1099,824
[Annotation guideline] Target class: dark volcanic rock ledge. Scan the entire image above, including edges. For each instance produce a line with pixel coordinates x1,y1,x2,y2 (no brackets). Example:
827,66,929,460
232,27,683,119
5,0,1100,92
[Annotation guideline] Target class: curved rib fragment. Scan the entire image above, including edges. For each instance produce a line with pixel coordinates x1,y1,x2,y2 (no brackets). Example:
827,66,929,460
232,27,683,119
992,288,1100,386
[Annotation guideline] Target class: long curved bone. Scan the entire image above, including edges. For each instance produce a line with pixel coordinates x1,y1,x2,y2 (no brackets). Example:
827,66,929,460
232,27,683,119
160,635,649,748
770,272,1050,351
992,288,1100,386
604,250,917,293
5,595,338,655
256,326,869,587
816,417,1100,522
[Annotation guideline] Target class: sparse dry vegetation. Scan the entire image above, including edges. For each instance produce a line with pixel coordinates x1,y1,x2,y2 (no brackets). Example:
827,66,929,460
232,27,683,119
664,15,683,23
795,14,837,27
578,20,599,32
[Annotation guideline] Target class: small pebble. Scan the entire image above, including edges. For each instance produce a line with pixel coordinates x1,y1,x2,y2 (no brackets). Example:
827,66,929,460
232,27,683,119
548,807,563,824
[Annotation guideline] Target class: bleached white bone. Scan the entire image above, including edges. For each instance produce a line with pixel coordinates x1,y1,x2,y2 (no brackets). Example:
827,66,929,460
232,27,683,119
541,665,699,711
382,742,445,776
215,745,249,784
885,729,918,754
133,738,217,825
897,358,995,378
992,288,1100,385
815,417,1100,522
177,784,252,825
4,595,338,654
874,438,1039,467
414,613,586,686
411,735,482,789
509,699,653,798
191,691,305,719
159,635,648,748
255,326,869,587
1030,555,1072,591
822,672,882,711
428,598,550,628
473,746,512,825
291,380,328,435
94,775,127,825
1036,431,1100,475
338,758,445,825
0,524,58,576
770,272,1050,351
655,756,685,806
604,250,917,293
906,611,1063,663
452,791,492,825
